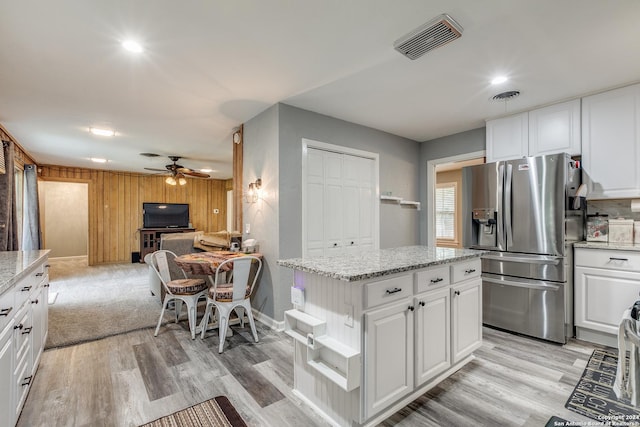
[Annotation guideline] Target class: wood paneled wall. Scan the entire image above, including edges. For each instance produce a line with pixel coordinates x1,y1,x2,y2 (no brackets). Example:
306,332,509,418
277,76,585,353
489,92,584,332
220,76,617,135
39,165,233,265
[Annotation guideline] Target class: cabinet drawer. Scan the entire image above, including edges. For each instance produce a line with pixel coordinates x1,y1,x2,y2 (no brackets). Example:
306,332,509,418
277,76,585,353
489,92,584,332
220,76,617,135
414,266,450,294
0,290,14,332
364,274,413,310
451,259,481,283
575,248,640,272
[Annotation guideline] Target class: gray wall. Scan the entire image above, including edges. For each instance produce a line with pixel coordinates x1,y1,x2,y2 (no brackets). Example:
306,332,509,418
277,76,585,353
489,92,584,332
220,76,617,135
243,104,280,322
244,103,421,322
419,127,485,244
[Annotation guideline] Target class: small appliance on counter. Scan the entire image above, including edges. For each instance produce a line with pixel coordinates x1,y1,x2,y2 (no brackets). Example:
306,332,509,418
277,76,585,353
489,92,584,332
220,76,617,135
586,213,609,242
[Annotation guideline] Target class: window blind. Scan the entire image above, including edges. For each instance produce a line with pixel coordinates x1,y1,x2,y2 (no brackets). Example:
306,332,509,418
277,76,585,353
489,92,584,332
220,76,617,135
435,183,456,239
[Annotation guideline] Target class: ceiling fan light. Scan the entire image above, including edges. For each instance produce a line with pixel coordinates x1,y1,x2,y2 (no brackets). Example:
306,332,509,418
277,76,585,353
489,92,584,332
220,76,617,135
165,176,177,185
90,127,115,137
178,176,187,186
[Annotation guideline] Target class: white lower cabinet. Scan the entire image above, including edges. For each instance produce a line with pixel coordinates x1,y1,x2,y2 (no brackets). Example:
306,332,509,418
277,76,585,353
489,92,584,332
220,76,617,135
0,254,49,427
364,299,414,418
574,247,640,346
451,280,483,362
414,288,450,386
363,259,482,421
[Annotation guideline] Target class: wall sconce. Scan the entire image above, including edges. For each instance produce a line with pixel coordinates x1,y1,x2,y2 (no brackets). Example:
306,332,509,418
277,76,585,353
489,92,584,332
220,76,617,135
245,178,262,203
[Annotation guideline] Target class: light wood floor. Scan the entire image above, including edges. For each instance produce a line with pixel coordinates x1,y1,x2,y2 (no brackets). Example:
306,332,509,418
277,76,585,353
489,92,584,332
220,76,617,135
18,266,603,426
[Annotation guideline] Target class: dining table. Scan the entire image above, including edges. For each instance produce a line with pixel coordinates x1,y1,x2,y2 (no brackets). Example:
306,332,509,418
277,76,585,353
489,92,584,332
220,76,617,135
173,250,263,336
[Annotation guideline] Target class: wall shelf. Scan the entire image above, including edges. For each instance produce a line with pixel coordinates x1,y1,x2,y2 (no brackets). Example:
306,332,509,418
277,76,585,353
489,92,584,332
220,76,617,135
400,200,421,210
380,195,421,210
307,335,361,392
284,309,326,344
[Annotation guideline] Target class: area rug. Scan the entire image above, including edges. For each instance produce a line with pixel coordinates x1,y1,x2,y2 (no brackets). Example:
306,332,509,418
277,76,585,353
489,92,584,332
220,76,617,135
45,257,166,349
140,396,247,427
565,348,640,426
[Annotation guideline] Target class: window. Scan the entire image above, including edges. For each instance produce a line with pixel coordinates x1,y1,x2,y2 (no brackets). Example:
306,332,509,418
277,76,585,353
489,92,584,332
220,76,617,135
435,182,456,241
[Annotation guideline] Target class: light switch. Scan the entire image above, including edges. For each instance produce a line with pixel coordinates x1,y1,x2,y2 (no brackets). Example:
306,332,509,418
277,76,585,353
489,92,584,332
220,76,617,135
245,223,251,233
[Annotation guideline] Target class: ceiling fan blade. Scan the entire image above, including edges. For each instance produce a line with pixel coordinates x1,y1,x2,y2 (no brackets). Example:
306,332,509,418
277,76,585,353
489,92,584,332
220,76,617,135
182,171,210,178
144,167,169,172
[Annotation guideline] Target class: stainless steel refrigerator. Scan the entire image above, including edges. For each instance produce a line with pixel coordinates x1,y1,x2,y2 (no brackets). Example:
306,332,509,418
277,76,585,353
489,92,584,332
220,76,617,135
462,152,583,343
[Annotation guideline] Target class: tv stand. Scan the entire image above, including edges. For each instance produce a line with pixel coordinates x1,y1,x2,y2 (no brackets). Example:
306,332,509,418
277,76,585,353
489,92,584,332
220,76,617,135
139,227,195,262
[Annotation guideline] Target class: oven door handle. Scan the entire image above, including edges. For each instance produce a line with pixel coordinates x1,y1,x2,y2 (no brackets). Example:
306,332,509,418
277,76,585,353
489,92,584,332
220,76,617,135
483,276,561,292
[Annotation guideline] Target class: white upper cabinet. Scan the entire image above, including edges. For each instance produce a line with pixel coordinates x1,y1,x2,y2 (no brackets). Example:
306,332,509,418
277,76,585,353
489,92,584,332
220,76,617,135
486,99,581,162
486,112,528,162
528,99,581,157
581,83,640,199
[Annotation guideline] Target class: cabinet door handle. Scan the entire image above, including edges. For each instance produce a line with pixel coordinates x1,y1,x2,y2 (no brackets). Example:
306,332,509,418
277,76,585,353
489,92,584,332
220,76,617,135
350,241,355,245
333,243,338,247
21,286,32,292
408,306,415,311
22,326,33,335
21,375,33,387
45,264,51,268
14,323,23,330
44,283,50,288
430,277,443,284
609,257,629,262
36,272,44,277
419,301,426,307
464,269,476,274
454,290,461,296
386,287,402,295
31,299,39,305
0,307,12,317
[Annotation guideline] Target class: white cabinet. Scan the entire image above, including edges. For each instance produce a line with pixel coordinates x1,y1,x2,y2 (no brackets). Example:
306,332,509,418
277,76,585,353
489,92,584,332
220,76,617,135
364,299,414,418
486,112,528,162
581,83,640,199
451,279,482,362
486,100,581,162
0,322,15,427
575,247,640,346
362,258,482,420
0,253,49,427
414,288,450,386
528,100,581,157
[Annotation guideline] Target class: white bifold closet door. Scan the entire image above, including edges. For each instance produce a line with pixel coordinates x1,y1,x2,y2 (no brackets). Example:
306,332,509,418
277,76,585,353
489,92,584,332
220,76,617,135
304,146,377,258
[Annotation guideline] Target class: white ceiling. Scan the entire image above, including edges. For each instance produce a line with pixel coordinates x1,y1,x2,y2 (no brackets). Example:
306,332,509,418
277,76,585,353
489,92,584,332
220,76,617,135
1,1,639,179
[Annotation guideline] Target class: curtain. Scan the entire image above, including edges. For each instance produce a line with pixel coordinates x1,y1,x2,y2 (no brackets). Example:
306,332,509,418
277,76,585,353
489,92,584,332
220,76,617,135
0,140,18,251
22,164,41,250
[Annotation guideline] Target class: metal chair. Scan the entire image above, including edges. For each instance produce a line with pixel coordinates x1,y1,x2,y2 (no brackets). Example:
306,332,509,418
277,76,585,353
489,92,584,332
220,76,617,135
200,255,262,353
149,250,208,339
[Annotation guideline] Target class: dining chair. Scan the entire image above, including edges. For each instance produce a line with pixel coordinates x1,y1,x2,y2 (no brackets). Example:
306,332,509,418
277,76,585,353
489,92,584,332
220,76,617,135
149,250,208,339
200,255,262,353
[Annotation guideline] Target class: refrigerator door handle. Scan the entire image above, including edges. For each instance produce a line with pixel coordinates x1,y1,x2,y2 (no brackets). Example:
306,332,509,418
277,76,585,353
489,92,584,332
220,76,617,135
497,164,505,250
482,254,562,265
483,276,561,292
504,163,513,248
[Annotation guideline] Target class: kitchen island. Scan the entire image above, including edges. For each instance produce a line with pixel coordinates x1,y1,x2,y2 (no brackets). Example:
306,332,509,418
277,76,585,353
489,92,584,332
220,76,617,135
278,246,484,427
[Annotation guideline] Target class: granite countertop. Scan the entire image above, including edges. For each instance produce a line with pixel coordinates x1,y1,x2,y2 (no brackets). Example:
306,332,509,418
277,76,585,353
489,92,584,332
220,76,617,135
278,245,486,282
574,241,640,252
0,250,50,296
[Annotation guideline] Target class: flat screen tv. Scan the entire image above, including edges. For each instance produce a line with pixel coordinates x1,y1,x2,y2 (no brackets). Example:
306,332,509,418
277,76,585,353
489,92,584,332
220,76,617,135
142,203,190,228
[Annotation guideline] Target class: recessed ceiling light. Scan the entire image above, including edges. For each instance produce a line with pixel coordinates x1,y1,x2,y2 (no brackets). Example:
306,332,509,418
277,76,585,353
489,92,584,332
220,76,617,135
122,40,143,53
90,158,107,163
491,76,508,85
90,127,115,137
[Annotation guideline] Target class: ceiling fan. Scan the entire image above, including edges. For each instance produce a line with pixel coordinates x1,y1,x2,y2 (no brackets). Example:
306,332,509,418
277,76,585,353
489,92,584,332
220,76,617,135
144,156,210,185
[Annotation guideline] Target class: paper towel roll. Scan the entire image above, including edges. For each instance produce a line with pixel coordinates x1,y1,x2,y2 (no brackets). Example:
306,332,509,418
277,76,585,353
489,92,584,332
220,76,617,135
632,199,640,212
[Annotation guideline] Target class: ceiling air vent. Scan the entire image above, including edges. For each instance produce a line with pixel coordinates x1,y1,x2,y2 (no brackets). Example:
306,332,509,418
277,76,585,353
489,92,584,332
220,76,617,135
492,90,521,101
394,14,463,60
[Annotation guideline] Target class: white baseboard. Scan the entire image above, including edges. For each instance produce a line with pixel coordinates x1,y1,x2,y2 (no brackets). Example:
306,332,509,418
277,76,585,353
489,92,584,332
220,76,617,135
252,308,285,331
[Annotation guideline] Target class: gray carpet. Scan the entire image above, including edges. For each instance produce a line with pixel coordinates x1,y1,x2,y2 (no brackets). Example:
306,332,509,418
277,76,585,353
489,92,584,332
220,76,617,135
45,257,165,349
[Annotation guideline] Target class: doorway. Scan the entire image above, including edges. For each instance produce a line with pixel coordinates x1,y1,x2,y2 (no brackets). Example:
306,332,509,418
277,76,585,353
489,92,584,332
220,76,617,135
427,152,485,247
39,181,89,258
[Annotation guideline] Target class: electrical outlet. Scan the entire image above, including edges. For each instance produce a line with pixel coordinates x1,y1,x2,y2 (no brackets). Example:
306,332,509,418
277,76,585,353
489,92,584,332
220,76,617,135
344,304,354,327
